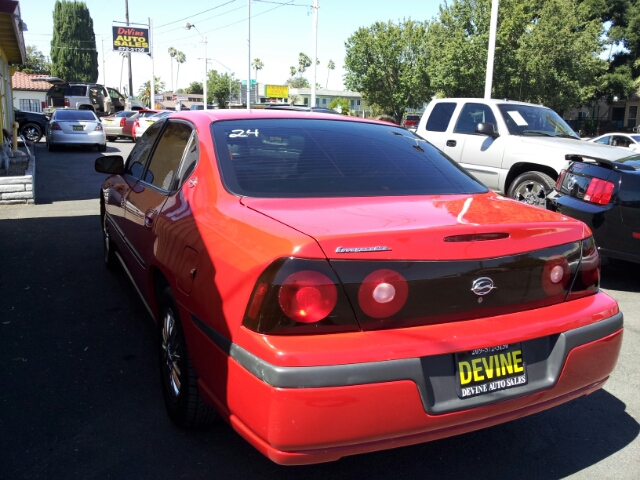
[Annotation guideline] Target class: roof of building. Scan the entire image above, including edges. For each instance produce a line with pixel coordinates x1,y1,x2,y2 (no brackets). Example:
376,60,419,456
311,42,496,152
0,0,26,64
12,71,51,91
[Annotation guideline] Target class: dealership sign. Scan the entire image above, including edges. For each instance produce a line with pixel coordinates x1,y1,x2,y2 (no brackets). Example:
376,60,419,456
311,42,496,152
265,85,289,99
112,26,149,53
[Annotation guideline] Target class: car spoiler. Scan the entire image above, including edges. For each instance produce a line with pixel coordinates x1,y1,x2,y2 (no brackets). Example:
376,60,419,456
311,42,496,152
565,154,636,172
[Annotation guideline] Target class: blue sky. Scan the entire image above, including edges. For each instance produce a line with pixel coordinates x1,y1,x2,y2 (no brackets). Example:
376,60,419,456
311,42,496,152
20,0,441,96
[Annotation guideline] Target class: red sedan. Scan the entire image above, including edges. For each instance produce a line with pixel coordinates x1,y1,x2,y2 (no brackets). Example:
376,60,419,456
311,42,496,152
95,109,622,465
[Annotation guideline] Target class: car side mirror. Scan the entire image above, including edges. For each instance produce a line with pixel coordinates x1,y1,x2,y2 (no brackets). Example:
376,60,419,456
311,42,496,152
95,155,124,174
476,122,499,138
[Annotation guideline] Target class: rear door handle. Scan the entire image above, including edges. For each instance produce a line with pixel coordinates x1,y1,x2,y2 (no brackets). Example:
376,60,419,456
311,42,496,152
446,140,457,147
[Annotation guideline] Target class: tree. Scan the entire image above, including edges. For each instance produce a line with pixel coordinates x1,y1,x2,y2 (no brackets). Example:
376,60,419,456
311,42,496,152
168,47,177,91
16,45,52,74
50,0,99,82
425,0,607,112
252,58,264,103
287,77,311,88
138,77,165,106
326,59,335,89
344,19,431,123
297,53,312,76
185,81,203,95
328,97,350,114
175,51,186,91
207,70,240,108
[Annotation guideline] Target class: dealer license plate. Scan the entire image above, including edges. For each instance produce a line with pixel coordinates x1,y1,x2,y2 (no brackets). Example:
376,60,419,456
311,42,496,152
455,343,527,399
73,125,84,131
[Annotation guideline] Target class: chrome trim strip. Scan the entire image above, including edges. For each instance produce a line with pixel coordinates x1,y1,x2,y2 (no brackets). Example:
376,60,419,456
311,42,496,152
115,251,154,320
191,312,623,414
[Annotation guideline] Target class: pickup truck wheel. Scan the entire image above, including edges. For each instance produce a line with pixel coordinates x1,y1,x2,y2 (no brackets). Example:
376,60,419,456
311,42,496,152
507,172,555,208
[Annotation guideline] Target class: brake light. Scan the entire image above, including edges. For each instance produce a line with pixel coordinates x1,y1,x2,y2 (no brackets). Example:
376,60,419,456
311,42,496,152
243,258,358,334
95,123,103,131
120,118,126,127
566,237,600,300
134,119,139,127
555,169,567,191
64,98,70,107
358,269,408,318
50,122,61,130
584,178,614,205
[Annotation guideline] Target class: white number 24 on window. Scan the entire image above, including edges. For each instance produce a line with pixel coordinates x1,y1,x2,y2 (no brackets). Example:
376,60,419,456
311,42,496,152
230,129,259,138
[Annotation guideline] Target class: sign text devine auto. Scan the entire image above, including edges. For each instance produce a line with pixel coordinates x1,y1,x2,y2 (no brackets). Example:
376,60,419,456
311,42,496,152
112,26,150,53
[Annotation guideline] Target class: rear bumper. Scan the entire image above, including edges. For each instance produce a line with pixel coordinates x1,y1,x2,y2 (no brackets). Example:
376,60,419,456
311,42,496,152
49,131,106,145
103,125,125,136
192,303,623,465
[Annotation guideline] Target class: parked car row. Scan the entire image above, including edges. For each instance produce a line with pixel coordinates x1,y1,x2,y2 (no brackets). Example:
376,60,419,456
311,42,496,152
93,108,623,465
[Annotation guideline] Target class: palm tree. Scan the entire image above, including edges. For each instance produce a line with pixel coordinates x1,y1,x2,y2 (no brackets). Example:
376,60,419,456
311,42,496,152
252,58,264,103
326,60,335,89
175,51,186,91
138,77,166,106
168,47,177,91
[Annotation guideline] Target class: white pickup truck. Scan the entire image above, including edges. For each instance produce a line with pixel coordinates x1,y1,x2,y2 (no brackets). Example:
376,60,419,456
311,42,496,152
416,98,628,206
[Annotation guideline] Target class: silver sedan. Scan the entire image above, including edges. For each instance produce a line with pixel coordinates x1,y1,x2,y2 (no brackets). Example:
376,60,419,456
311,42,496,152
46,109,107,152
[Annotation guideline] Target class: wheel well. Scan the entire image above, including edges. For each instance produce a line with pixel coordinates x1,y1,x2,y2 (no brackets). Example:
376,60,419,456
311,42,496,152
152,268,171,322
505,163,558,193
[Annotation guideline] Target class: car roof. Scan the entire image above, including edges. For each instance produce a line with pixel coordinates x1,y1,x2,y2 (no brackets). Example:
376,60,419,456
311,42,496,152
432,98,547,108
169,109,391,127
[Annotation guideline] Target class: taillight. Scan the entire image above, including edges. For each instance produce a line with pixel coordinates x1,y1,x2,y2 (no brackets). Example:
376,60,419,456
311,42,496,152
584,178,614,205
134,119,139,127
357,269,408,318
120,118,126,127
64,98,70,107
541,255,570,296
567,237,600,300
243,258,358,334
50,122,61,130
95,123,103,131
555,169,567,191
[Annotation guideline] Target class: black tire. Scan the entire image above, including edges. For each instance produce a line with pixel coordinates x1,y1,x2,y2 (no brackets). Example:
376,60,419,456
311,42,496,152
102,211,117,269
20,123,43,143
507,171,556,208
97,144,107,152
159,287,217,428
106,136,117,142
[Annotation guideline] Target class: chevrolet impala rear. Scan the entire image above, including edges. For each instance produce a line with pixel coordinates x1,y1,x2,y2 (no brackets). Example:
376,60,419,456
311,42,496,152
98,112,622,465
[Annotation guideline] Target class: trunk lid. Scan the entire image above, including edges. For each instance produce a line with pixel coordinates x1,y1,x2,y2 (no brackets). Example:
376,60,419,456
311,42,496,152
242,192,587,261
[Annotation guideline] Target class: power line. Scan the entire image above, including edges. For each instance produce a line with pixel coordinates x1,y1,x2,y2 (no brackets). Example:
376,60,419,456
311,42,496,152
155,0,237,30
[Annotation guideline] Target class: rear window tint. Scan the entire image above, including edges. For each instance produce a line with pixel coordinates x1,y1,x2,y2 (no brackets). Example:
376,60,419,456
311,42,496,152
115,111,137,117
66,85,87,96
425,102,457,132
55,110,97,121
212,119,487,198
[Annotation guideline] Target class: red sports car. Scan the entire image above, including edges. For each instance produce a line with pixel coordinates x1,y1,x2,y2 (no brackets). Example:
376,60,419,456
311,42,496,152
95,109,622,465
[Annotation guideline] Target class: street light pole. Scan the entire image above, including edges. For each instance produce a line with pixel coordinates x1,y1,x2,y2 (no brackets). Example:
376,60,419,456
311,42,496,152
311,0,318,108
185,23,208,110
484,0,499,99
247,0,251,111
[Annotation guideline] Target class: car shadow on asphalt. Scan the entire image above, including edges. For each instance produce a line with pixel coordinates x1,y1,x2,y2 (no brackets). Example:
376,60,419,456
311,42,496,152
601,258,640,292
1,215,637,479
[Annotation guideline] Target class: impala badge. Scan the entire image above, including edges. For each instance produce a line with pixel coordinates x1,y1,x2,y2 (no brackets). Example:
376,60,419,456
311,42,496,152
471,277,496,296
335,246,392,253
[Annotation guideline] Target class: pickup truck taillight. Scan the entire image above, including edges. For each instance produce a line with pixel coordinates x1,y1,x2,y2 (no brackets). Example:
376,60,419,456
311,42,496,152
64,98,70,107
584,178,614,205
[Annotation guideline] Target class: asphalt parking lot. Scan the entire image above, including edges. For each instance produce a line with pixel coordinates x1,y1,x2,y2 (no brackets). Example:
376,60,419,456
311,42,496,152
1,140,639,479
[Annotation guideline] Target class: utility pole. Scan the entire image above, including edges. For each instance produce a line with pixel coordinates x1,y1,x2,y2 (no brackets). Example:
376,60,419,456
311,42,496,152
125,0,133,99
484,0,499,99
150,18,155,109
311,0,318,108
247,0,251,111
101,38,106,85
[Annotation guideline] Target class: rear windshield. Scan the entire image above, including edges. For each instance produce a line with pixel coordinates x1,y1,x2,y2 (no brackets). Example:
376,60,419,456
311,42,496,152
55,110,97,121
616,154,640,170
115,110,137,117
212,119,488,198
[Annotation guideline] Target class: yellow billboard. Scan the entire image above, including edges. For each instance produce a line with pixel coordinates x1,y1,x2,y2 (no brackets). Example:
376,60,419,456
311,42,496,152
265,85,289,99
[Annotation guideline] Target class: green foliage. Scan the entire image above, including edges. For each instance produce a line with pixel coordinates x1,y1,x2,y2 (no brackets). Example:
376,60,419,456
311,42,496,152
287,77,311,88
138,77,166,107
50,0,99,82
206,70,240,108
16,46,52,74
185,81,203,95
426,0,607,112
344,19,431,123
326,59,335,89
328,98,350,114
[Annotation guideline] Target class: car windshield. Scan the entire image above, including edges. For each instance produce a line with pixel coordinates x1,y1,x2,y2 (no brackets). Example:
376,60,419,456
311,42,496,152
54,110,97,121
138,111,157,117
212,119,488,198
616,154,640,170
631,135,640,142
497,104,579,139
